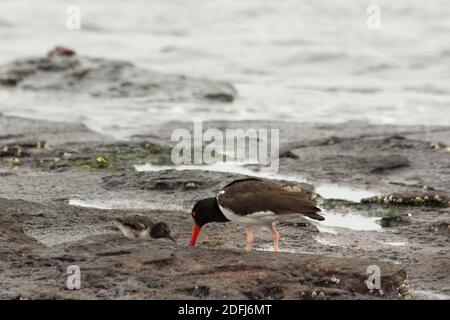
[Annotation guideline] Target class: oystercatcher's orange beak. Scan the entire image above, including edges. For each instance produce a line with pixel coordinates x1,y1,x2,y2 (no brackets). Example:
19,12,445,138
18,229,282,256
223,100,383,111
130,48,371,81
189,223,201,247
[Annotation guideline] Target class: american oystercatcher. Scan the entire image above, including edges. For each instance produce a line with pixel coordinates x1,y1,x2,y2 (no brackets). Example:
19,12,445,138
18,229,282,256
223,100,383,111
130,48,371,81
114,214,175,242
189,178,324,251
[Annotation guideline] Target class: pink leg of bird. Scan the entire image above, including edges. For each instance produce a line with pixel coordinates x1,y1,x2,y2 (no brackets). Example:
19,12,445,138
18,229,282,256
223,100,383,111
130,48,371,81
246,228,254,251
270,224,280,252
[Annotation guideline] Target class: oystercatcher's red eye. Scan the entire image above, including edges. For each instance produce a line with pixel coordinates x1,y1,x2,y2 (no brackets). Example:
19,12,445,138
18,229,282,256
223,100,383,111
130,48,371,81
192,211,197,217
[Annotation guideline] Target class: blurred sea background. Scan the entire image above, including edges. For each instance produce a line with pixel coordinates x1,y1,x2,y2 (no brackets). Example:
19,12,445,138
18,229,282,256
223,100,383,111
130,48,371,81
0,0,449,139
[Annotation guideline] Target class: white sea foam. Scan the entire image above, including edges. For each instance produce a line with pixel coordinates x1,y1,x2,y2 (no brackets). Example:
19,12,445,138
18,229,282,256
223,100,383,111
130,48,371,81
0,0,449,139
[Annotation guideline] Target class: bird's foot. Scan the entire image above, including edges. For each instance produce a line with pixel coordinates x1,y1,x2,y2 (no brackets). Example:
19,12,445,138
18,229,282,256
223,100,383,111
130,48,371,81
273,243,279,252
246,228,254,251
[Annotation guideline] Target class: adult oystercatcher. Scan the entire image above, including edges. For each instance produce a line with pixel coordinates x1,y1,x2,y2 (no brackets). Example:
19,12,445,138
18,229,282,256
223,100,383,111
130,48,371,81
114,214,175,242
189,178,324,251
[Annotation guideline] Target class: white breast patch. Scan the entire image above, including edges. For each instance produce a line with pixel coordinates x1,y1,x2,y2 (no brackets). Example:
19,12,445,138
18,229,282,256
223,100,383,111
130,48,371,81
217,201,278,226
115,221,150,239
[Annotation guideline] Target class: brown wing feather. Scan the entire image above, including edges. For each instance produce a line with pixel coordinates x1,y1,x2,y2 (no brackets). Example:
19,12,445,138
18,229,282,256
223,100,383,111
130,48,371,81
115,214,153,231
223,178,314,202
222,177,264,189
219,179,324,221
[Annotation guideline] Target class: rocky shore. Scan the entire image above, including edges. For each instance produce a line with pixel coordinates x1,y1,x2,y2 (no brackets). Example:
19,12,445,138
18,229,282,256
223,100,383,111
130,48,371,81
0,48,236,102
0,51,449,300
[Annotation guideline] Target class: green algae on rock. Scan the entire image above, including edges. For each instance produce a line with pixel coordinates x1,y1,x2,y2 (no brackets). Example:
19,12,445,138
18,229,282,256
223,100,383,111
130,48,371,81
31,144,173,172
380,209,410,228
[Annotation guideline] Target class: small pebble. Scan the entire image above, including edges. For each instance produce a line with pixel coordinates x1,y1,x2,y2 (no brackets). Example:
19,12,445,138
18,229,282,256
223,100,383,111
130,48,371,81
330,276,340,284
8,157,21,166
185,182,198,189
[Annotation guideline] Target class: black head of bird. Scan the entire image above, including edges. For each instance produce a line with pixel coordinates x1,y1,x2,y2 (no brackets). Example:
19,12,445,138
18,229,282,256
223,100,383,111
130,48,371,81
190,197,229,246
150,222,176,242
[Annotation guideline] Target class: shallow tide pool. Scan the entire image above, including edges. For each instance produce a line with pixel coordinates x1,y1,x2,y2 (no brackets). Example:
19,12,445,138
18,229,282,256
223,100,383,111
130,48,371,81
65,161,384,234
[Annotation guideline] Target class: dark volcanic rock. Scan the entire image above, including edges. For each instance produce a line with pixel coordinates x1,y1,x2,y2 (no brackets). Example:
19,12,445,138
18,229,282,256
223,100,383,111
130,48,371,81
1,116,449,299
102,170,315,198
102,170,240,192
0,113,113,146
363,154,410,173
0,49,237,102
362,193,449,207
429,222,450,234
47,46,76,58
131,120,450,192
0,200,409,300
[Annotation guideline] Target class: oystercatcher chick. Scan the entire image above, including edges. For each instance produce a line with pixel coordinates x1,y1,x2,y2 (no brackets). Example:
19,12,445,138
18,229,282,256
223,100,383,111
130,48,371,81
114,214,175,242
189,178,324,251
